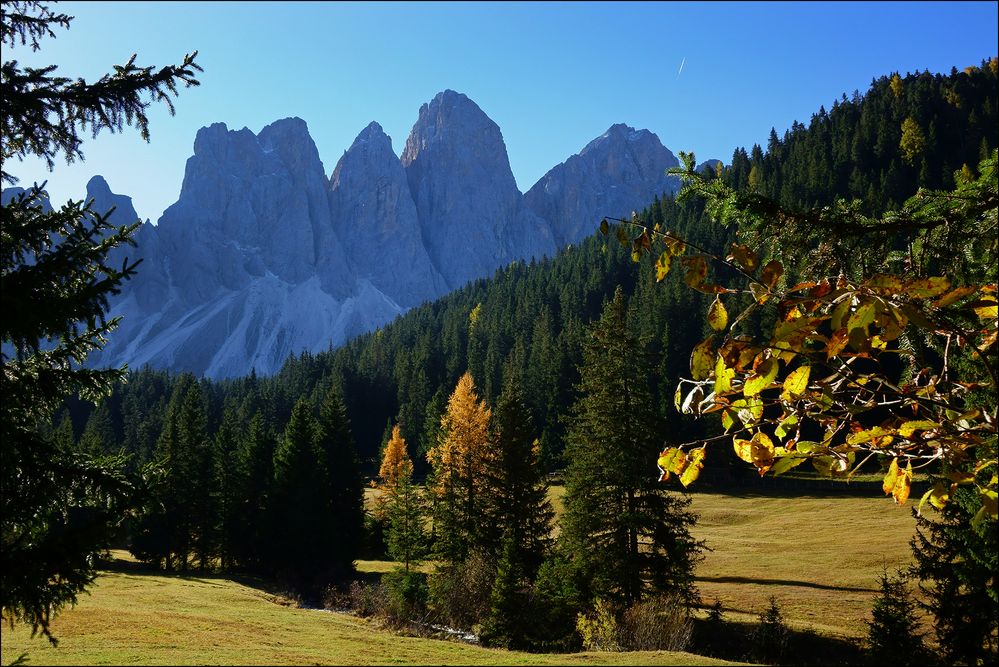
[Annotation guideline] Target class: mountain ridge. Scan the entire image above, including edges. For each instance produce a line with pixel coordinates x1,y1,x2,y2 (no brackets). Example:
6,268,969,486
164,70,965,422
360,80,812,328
6,91,698,378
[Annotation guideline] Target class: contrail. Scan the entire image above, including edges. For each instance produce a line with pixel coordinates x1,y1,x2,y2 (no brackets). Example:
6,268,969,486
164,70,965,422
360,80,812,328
677,56,686,78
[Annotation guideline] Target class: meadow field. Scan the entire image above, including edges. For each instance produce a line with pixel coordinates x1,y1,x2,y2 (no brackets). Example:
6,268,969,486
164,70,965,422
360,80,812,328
1,488,922,665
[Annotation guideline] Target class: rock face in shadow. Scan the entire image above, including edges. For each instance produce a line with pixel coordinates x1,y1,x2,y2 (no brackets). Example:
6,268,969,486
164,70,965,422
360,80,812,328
53,92,694,379
401,90,555,290
524,123,682,246
329,121,445,308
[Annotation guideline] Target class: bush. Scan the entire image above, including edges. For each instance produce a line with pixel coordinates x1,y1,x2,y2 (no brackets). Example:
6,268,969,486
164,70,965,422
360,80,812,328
428,551,495,630
383,568,429,623
576,598,620,651
750,596,790,664
334,580,389,618
618,594,693,652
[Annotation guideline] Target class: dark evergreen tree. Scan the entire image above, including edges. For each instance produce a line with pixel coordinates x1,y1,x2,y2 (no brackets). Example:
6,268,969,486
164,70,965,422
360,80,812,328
479,532,530,649
232,410,273,571
316,386,363,580
212,406,240,571
271,398,334,595
385,475,427,573
911,487,998,666
562,287,702,607
866,567,926,666
481,365,554,576
0,0,200,638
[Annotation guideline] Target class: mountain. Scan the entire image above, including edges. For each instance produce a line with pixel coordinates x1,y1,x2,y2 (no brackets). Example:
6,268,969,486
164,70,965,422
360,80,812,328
401,90,555,289
524,123,681,246
329,121,445,308
7,92,692,379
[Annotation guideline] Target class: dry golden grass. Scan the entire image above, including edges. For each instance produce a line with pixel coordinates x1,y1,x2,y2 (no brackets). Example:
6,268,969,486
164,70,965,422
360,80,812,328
3,486,922,665
547,484,922,639
686,489,922,639
0,566,738,666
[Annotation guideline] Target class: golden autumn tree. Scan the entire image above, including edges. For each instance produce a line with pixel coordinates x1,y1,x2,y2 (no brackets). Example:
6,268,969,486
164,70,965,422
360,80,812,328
377,424,426,572
375,424,414,519
427,372,493,564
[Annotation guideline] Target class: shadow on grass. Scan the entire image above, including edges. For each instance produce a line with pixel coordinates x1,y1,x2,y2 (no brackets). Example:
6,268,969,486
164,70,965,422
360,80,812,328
691,616,868,666
696,574,875,594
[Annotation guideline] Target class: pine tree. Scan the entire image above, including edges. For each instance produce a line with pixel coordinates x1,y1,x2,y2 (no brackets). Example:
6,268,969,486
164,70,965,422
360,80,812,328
271,398,333,594
1,2,200,637
480,533,529,649
426,372,493,564
911,487,998,666
232,411,273,572
480,366,554,576
212,406,240,571
866,567,925,666
316,387,363,580
562,287,703,607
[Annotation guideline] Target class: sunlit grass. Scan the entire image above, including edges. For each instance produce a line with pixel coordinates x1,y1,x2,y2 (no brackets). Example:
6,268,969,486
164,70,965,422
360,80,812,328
0,567,737,666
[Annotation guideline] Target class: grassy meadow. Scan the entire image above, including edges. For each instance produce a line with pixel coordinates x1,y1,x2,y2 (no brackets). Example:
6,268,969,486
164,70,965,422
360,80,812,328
1,487,923,665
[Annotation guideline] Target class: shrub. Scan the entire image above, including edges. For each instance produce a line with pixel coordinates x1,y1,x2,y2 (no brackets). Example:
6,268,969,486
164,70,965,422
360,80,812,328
344,580,390,618
383,567,430,623
576,598,620,651
428,551,495,630
618,594,693,652
750,596,790,664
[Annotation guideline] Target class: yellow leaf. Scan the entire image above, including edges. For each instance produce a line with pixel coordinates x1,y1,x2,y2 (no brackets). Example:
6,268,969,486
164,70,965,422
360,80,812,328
714,355,735,394
867,274,905,294
744,357,778,397
826,327,849,360
750,282,770,304
892,462,913,505
933,285,977,308
690,335,715,381
599,219,609,236
781,365,810,402
655,252,672,282
683,256,707,290
771,454,806,477
906,276,951,298
898,420,939,438
657,447,680,472
847,301,876,336
882,458,900,495
980,489,998,521
615,225,630,248
679,448,706,487
830,297,852,331
708,297,728,331
973,296,998,321
847,426,894,446
733,432,775,468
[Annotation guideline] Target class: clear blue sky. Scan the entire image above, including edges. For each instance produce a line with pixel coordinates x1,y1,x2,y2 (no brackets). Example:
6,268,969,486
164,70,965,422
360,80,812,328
7,1,998,223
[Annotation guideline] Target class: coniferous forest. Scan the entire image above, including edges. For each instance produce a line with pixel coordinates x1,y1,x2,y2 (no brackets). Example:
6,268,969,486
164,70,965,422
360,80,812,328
4,3,996,660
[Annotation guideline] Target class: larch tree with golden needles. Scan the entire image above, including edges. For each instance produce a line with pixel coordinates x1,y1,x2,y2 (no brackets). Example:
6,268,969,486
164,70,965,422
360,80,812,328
427,372,493,564
378,425,426,572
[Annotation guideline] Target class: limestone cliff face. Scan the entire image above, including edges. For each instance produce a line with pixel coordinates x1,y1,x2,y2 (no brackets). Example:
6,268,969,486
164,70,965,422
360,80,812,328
402,90,555,289
524,124,681,246
329,122,445,308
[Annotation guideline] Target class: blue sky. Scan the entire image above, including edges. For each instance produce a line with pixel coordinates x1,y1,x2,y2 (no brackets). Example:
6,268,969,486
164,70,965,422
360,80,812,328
7,1,998,223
